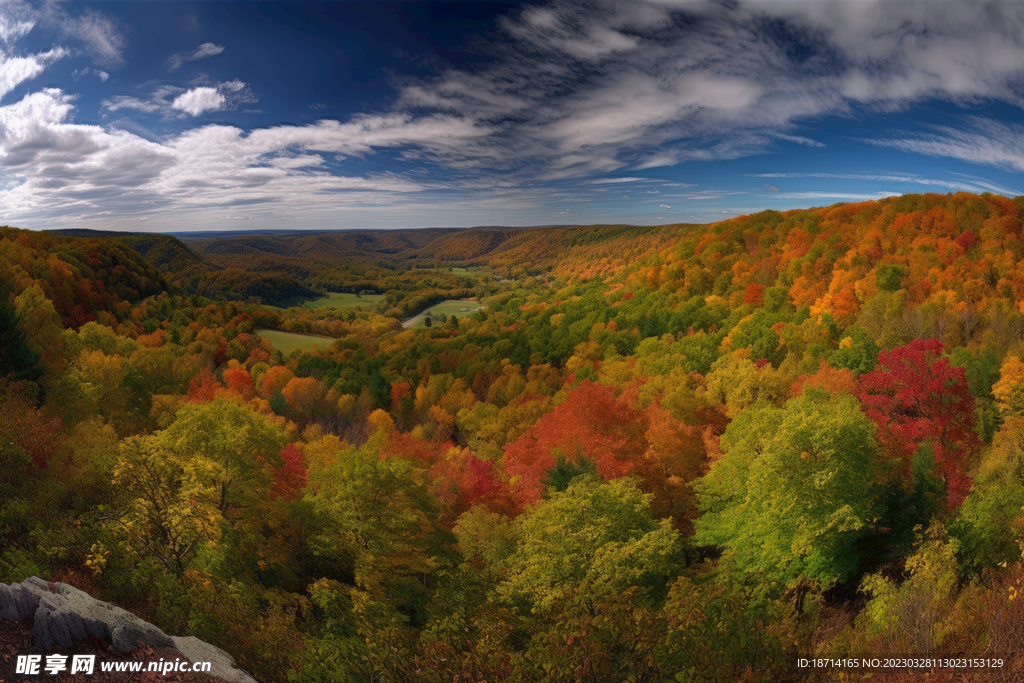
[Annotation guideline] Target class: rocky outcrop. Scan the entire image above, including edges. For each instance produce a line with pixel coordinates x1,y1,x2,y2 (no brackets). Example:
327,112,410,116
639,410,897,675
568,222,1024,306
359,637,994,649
0,577,256,683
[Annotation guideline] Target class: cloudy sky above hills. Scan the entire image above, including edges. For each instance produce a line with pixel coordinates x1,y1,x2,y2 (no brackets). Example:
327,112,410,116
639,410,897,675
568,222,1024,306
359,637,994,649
0,0,1023,232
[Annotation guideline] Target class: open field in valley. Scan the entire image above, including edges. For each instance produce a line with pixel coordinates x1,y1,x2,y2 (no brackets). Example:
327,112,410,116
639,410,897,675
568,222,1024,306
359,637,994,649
255,328,336,353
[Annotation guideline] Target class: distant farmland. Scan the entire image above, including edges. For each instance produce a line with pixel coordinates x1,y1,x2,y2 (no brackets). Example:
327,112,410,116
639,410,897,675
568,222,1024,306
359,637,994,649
403,299,483,328
304,292,385,310
256,328,336,353
264,292,385,311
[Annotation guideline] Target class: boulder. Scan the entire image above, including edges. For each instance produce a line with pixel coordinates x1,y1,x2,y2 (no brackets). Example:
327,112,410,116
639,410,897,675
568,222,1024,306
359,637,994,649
173,636,256,683
0,577,256,683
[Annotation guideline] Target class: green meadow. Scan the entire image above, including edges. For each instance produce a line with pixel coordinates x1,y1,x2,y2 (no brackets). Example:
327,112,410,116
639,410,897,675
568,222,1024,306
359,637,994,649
256,328,336,353
304,292,385,309
403,299,483,328
264,292,385,311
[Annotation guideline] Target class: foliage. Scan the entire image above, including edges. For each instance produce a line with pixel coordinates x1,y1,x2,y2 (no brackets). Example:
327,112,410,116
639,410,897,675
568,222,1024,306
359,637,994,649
6,193,1024,680
696,392,884,588
859,525,961,654
0,284,43,385
499,476,681,614
859,339,980,509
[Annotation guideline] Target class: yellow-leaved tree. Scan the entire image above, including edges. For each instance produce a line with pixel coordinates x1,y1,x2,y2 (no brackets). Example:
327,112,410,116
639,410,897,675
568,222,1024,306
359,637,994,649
993,354,1024,416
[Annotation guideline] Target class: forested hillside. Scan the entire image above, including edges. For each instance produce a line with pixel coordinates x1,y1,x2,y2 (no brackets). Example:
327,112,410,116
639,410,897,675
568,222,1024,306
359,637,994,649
4,192,1024,682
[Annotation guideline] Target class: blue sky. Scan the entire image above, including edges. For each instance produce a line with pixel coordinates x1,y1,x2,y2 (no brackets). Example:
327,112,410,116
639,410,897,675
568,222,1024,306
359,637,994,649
0,0,1023,232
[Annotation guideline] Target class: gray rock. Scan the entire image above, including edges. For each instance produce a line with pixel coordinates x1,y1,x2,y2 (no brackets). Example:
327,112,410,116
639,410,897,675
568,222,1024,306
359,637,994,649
0,581,41,620
172,636,258,683
0,577,257,683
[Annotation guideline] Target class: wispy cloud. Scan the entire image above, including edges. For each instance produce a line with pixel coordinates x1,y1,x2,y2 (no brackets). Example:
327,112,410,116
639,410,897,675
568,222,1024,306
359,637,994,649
0,10,34,46
72,67,109,82
749,168,1022,195
864,118,1024,175
948,172,1023,196
168,43,225,71
588,177,649,184
773,134,825,148
68,11,123,67
780,191,903,201
372,0,1024,178
0,0,1022,231
0,1,122,68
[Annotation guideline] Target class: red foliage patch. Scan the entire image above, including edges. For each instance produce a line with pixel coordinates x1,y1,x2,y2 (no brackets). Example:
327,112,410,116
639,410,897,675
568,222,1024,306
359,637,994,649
743,282,766,306
272,444,308,501
186,369,220,404
504,381,644,506
858,339,979,509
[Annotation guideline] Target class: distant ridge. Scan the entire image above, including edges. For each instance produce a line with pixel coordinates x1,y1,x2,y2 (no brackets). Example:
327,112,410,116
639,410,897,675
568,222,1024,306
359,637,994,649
49,228,145,237
164,224,626,239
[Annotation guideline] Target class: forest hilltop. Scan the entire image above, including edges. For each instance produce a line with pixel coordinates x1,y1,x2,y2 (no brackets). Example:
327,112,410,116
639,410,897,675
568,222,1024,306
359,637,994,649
4,191,1024,682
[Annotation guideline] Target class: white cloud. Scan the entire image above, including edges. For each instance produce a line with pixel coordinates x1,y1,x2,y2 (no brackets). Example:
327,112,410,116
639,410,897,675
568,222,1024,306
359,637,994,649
781,191,903,201
865,118,1024,174
0,86,475,227
168,42,226,71
747,171,1022,195
352,0,1024,180
268,154,324,169
773,134,825,148
660,204,671,208
171,87,225,116
56,10,124,67
588,177,649,184
1,0,1023,230
0,47,67,101
102,80,256,119
72,67,109,82
0,15,33,45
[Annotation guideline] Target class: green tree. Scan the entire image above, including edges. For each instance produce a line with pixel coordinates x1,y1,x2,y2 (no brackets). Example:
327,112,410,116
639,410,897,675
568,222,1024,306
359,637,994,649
0,285,43,385
14,285,67,367
695,391,884,588
156,398,288,515
828,325,880,376
487,477,682,680
954,416,1024,574
859,524,961,654
107,435,220,577
499,476,681,615
876,264,906,292
295,446,446,682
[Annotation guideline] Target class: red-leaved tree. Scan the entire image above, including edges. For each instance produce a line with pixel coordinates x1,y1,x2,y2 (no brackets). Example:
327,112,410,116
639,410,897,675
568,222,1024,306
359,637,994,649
858,339,979,509
504,381,643,507
272,443,308,501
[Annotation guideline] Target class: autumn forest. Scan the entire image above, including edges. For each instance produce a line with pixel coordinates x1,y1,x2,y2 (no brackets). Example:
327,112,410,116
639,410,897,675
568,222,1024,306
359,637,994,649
6,191,1024,682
